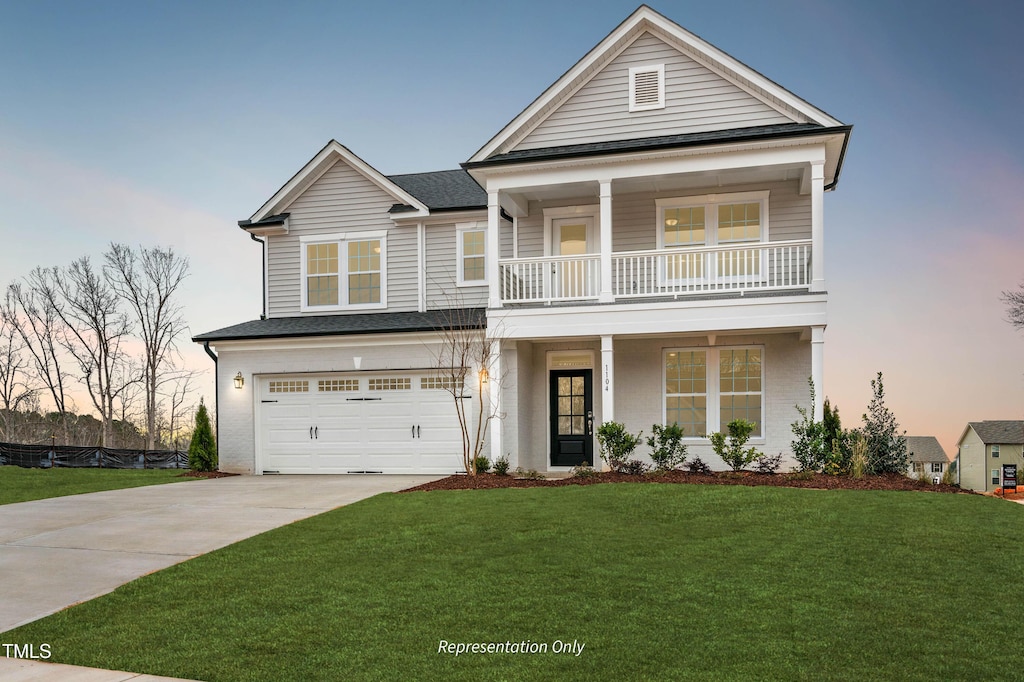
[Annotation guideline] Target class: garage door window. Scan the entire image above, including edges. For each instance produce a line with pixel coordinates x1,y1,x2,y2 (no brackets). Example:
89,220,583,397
369,378,411,391
269,380,309,393
422,376,461,390
319,379,360,392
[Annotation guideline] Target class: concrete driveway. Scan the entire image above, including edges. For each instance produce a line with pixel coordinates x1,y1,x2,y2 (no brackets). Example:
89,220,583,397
0,474,438,633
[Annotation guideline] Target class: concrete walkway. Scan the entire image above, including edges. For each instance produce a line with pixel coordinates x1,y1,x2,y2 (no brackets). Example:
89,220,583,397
0,474,436,635
0,657,201,681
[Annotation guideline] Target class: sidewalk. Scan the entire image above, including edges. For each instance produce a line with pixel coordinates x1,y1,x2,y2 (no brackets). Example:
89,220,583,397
0,657,201,681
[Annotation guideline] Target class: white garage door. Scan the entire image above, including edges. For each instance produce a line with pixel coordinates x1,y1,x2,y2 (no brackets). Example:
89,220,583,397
258,372,466,474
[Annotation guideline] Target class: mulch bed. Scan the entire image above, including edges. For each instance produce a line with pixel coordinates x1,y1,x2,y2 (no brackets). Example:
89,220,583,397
179,470,240,479
401,470,973,494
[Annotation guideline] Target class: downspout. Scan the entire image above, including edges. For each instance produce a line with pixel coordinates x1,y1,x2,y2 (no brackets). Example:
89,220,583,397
250,233,267,320
203,341,219,458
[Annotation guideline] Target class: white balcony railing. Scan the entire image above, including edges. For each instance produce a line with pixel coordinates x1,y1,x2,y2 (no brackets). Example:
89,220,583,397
499,240,811,303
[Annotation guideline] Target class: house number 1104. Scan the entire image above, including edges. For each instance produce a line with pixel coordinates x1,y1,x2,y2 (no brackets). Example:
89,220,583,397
605,365,610,391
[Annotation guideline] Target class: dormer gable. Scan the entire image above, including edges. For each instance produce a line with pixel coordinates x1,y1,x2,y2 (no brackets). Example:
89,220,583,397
245,140,430,226
469,5,843,163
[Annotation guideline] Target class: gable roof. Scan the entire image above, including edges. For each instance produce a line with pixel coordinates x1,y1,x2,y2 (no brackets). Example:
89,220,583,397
245,140,430,225
193,308,486,343
906,436,949,463
964,421,1024,445
387,170,486,211
469,5,843,163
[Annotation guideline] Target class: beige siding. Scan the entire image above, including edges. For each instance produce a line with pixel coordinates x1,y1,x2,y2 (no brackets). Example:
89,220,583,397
424,222,487,309
958,428,986,492
266,160,418,317
514,32,794,152
509,181,808,258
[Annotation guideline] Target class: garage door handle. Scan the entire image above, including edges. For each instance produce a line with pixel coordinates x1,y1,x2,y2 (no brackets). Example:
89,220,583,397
309,427,313,439
315,426,318,439
417,425,421,438
411,425,415,438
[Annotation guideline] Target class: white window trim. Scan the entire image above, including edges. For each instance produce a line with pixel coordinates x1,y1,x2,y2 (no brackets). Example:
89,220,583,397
299,231,388,312
456,222,487,287
992,444,1000,458
629,64,665,112
662,345,765,443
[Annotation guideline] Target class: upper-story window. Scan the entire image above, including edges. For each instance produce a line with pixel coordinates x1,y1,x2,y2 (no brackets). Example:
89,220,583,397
629,64,665,112
300,232,386,311
456,222,486,286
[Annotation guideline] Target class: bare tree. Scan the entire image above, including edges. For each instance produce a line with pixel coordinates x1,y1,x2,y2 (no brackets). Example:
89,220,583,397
429,306,502,476
4,278,73,443
165,369,198,450
104,244,190,449
1004,280,1024,331
0,293,36,441
33,258,134,447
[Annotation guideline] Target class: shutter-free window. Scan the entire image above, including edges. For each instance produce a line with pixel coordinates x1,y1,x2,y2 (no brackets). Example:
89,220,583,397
629,64,665,112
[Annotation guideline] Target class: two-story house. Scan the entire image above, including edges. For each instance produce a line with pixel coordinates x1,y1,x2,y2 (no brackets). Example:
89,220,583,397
194,5,851,475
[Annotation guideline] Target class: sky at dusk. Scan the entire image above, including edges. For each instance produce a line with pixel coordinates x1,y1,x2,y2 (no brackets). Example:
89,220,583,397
1,0,1022,456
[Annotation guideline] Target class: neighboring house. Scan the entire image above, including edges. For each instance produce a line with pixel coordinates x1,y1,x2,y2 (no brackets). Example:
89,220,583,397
193,6,852,475
956,421,1024,492
905,436,950,481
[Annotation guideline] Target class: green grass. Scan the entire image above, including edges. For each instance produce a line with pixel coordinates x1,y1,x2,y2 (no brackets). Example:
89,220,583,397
0,466,193,505
6,484,1024,681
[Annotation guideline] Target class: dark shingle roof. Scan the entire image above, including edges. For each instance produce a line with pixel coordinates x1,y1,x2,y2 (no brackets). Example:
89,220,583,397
465,123,847,168
968,421,1024,445
193,308,486,343
387,169,486,211
906,436,949,463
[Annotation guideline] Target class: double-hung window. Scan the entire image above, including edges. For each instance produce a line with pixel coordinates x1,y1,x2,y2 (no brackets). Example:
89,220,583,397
456,222,486,286
301,232,386,311
931,462,944,473
656,191,769,284
664,346,763,439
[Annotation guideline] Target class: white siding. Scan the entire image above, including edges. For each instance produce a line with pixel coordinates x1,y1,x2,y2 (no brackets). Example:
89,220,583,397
514,32,795,152
266,160,418,317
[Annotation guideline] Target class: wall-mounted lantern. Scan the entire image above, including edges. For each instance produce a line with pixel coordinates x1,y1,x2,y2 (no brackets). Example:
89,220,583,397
233,372,244,389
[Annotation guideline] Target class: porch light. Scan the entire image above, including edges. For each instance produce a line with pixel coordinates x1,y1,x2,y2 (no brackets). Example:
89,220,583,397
233,372,244,389
665,218,678,226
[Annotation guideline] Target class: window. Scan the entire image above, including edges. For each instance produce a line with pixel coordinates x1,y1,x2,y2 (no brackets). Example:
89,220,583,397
318,379,359,392
269,380,309,393
992,469,1000,485
629,64,665,112
369,377,411,391
301,232,386,310
992,445,1000,458
656,192,769,282
457,224,486,285
664,346,763,438
931,462,944,473
912,462,925,474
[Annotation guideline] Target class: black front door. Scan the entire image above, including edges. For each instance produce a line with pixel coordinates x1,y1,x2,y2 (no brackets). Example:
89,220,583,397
550,370,594,467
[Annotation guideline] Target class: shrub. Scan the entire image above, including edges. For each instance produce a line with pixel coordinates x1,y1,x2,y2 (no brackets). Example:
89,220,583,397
596,421,643,473
753,453,783,474
618,459,650,476
791,378,827,472
473,456,491,474
849,434,868,479
646,423,688,471
861,372,908,475
492,455,510,476
188,400,217,472
570,461,598,478
711,419,762,472
686,457,712,474
513,466,545,480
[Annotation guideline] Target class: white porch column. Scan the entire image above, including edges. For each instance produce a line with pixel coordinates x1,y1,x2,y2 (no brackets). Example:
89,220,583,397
810,162,825,292
599,335,614,472
811,326,825,421
487,191,502,308
599,180,613,303
488,338,502,463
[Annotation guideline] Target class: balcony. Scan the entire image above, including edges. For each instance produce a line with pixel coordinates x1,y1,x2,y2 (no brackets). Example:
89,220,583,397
499,239,811,304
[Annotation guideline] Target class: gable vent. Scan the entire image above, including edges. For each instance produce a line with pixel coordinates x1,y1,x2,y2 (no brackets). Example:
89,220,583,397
629,64,665,112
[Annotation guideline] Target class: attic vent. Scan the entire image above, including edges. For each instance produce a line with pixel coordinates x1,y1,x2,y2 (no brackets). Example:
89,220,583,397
629,64,665,112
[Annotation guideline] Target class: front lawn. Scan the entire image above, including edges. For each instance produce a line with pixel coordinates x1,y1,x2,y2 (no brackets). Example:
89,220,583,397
0,466,193,505
7,484,1024,680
